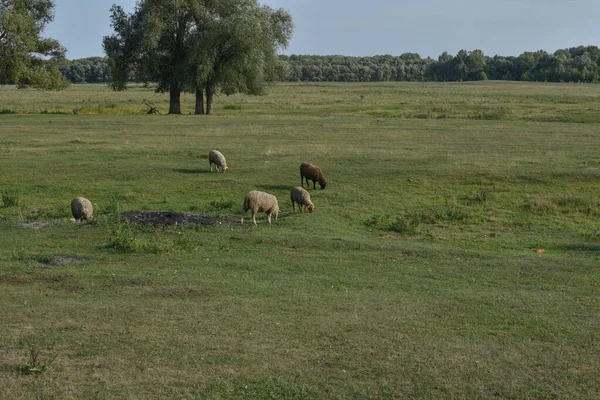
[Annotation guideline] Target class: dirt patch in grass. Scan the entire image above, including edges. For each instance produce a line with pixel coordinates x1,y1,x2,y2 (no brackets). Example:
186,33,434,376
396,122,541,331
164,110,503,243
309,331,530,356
39,256,87,266
120,211,220,227
20,221,51,230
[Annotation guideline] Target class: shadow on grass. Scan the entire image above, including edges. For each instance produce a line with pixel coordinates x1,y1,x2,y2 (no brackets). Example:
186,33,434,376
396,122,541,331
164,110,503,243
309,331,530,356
173,169,211,174
556,243,600,252
256,184,292,191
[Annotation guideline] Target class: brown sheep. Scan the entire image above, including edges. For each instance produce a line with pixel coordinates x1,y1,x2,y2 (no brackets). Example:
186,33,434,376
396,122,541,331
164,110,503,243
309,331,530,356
300,162,327,190
290,186,314,213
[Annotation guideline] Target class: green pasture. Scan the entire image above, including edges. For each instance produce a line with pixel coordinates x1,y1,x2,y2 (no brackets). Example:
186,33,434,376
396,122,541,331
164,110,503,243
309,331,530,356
0,82,599,399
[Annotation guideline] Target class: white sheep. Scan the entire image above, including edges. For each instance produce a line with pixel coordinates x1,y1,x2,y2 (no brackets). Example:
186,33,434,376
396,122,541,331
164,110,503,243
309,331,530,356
209,150,228,172
71,197,93,222
290,186,314,213
241,190,279,225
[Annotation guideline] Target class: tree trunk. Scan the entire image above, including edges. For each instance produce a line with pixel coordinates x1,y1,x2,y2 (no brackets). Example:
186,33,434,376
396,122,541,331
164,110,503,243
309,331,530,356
195,87,204,115
169,83,181,115
206,84,214,115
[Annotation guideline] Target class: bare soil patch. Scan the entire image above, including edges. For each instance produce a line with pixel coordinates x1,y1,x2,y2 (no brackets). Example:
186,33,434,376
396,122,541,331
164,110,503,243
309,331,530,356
40,256,87,266
20,221,51,229
120,211,220,227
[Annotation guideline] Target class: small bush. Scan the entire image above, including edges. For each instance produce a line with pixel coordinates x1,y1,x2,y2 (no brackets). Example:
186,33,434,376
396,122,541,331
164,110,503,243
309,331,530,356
0,108,16,114
209,199,237,211
473,190,489,203
389,215,420,235
207,198,237,218
366,206,467,235
108,222,140,253
19,346,58,375
2,188,21,207
107,221,196,254
364,213,390,228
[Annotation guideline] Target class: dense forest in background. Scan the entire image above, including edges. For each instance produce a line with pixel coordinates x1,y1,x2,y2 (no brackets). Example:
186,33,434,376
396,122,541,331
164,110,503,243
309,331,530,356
57,46,600,84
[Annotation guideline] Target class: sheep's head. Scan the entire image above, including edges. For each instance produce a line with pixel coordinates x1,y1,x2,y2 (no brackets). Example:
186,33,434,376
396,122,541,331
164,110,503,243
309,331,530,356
222,165,229,172
319,179,327,189
307,203,315,213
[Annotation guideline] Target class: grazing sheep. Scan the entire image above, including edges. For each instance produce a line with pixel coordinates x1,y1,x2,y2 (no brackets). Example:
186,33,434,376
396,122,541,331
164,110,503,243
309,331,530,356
300,162,327,190
241,190,279,226
209,150,228,172
71,197,93,222
290,186,314,213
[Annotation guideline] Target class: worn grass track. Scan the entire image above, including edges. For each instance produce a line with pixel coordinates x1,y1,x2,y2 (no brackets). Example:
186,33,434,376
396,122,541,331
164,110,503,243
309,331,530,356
0,82,599,399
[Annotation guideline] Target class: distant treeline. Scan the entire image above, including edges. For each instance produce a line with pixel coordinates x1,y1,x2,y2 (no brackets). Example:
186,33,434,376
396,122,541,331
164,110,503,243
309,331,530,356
57,57,111,84
59,46,600,84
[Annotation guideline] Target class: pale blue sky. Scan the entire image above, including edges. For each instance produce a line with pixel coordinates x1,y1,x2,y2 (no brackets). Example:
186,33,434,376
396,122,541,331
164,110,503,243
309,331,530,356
47,0,600,60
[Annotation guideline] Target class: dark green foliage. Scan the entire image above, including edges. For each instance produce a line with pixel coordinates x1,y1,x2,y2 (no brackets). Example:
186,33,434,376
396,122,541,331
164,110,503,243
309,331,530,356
60,45,600,85
1,188,20,207
56,57,110,83
0,0,68,89
102,0,293,114
280,46,600,83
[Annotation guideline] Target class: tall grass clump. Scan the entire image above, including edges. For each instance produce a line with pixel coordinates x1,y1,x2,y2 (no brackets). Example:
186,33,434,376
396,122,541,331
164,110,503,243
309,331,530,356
106,219,196,254
19,346,58,375
469,106,509,120
107,221,141,253
73,103,143,115
365,206,467,235
2,188,21,207
525,195,598,215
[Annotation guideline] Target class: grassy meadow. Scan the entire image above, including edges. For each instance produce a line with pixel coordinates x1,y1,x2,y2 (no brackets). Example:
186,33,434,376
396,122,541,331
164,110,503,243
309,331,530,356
0,81,599,399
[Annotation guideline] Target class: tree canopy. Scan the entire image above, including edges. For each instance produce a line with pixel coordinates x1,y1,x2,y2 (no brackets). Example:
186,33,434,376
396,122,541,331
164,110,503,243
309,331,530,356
0,0,68,89
103,0,293,114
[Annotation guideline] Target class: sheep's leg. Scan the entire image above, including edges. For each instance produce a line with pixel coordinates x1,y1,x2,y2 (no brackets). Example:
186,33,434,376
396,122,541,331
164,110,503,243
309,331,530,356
267,212,272,224
241,212,244,225
312,180,316,190
291,200,295,212
252,212,257,226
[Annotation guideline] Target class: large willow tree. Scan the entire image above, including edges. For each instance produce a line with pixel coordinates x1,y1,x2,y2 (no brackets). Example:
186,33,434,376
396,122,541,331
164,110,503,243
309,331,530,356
103,0,293,115
0,0,68,89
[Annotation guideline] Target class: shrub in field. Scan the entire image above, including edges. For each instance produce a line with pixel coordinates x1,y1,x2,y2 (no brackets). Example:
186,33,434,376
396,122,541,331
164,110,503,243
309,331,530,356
108,222,140,253
366,206,467,235
107,220,196,254
19,346,57,375
2,188,21,207
209,198,238,211
473,190,489,203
